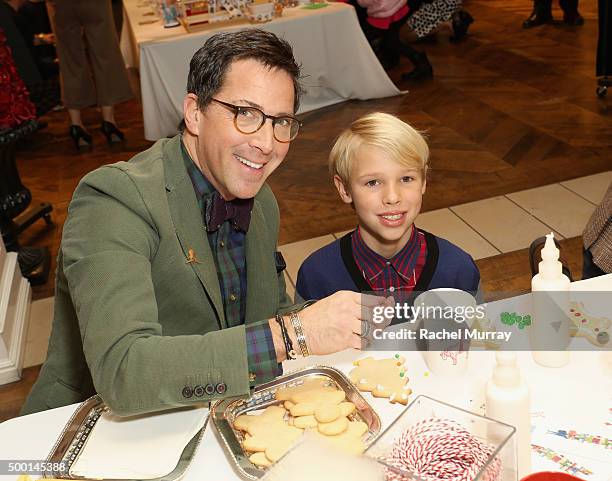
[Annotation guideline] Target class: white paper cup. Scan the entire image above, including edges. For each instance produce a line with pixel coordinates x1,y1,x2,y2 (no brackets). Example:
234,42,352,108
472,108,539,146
413,288,476,376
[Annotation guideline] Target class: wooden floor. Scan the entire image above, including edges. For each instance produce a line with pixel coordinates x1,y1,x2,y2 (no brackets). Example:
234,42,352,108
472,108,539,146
1,0,609,421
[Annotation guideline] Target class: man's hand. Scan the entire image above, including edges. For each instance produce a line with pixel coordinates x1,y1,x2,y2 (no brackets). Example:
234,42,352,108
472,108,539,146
298,291,394,354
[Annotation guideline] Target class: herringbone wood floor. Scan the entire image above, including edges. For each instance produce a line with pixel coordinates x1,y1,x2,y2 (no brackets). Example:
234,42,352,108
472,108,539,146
1,0,609,421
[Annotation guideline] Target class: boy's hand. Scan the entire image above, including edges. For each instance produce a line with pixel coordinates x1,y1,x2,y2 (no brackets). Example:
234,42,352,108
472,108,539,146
298,291,394,354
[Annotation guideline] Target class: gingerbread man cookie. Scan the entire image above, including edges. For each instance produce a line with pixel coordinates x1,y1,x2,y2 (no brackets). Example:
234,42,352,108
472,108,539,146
315,420,369,455
234,405,286,432
275,377,337,403
349,355,412,405
569,302,610,347
235,405,303,464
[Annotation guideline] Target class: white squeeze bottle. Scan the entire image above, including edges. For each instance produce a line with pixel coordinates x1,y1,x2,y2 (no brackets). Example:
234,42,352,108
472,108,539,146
530,232,571,367
486,352,531,480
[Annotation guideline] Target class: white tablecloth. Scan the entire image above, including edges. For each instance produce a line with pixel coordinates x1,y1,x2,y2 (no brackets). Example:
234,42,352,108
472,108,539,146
1,276,611,481
121,1,402,140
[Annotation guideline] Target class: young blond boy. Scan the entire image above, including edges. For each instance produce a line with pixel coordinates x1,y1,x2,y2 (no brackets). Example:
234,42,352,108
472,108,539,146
296,112,480,302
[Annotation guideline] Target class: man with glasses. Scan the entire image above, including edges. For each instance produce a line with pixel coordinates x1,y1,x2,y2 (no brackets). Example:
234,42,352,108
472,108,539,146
22,29,389,417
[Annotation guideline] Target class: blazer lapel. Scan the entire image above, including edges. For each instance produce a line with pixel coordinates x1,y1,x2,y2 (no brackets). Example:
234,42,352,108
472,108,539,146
163,137,227,328
245,198,276,323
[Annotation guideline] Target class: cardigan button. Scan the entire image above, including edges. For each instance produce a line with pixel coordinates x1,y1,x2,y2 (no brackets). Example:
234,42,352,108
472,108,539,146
181,386,193,399
204,383,216,396
193,385,205,397
215,382,227,395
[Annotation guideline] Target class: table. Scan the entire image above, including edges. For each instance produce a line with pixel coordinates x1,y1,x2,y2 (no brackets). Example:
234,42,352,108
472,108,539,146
1,276,611,481
120,1,402,140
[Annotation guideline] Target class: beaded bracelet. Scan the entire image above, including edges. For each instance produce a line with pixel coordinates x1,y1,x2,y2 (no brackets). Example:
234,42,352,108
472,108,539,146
289,310,309,357
275,314,297,360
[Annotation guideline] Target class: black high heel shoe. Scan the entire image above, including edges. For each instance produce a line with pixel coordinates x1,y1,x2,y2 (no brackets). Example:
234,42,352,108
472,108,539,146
522,0,553,29
69,125,93,150
100,121,125,144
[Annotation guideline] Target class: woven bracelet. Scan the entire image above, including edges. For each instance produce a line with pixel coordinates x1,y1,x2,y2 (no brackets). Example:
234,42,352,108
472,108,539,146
275,314,297,360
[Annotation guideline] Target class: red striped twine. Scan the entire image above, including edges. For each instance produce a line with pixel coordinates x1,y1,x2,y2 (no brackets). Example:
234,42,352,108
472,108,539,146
385,418,502,481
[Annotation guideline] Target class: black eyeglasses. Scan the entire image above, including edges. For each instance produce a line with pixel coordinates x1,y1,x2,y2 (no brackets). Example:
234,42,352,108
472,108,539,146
211,98,301,143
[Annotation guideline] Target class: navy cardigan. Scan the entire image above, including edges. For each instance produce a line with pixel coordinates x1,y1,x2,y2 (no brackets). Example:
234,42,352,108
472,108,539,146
295,230,480,302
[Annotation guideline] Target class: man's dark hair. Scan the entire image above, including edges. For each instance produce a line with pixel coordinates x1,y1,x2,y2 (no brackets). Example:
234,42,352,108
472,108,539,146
187,29,303,113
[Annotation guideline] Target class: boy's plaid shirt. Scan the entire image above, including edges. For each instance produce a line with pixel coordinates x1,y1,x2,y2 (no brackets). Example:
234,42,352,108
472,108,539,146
352,225,427,295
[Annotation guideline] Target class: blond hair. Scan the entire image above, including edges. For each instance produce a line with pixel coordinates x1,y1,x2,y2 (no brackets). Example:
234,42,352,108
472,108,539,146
329,112,429,184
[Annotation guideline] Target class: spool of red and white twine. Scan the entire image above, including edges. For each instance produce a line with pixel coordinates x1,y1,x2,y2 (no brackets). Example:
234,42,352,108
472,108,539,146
385,418,502,481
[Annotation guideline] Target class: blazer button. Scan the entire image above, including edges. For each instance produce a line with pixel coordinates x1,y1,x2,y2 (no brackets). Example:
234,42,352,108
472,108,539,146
181,386,193,399
193,385,205,397
204,383,216,396
216,382,227,395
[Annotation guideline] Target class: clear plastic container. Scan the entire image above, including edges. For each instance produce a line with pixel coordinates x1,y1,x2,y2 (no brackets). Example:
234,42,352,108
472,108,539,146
365,395,517,481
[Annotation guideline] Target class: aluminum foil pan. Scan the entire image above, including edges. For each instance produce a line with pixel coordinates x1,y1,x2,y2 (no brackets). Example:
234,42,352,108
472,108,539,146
212,365,382,480
43,395,208,481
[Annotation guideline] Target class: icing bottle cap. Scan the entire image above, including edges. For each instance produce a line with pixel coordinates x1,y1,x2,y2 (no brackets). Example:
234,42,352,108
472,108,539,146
540,233,559,261
538,232,562,278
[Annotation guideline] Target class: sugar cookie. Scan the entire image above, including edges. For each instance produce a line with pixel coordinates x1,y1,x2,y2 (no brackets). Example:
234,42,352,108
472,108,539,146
316,420,368,455
318,416,349,436
244,407,287,436
346,420,368,437
569,301,611,347
243,436,267,452
275,377,337,401
249,452,272,467
290,401,316,417
236,404,303,460
293,415,319,429
265,443,289,462
234,405,286,432
338,401,356,417
314,403,341,423
293,388,345,405
243,425,303,452
349,355,412,405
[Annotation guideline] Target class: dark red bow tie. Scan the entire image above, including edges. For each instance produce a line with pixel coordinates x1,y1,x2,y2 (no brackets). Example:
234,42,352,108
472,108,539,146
204,192,253,233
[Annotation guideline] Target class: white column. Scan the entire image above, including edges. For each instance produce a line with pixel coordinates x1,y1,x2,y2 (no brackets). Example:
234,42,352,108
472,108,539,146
0,236,31,385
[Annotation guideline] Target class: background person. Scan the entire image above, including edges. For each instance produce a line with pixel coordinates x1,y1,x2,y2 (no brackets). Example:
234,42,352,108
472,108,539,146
404,0,473,43
46,0,132,148
522,0,583,28
582,182,611,279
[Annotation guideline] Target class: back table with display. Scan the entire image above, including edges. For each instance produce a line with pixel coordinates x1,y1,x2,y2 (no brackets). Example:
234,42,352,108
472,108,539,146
119,1,402,140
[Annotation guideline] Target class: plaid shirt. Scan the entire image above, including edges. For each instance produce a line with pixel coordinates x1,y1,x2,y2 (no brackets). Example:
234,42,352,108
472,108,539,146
181,140,281,384
352,225,427,298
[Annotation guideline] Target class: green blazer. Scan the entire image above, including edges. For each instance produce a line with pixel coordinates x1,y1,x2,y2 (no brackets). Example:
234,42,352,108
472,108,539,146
21,135,294,417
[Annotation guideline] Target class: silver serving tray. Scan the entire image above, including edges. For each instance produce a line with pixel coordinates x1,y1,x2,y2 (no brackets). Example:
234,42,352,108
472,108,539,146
43,395,209,481
212,366,382,480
